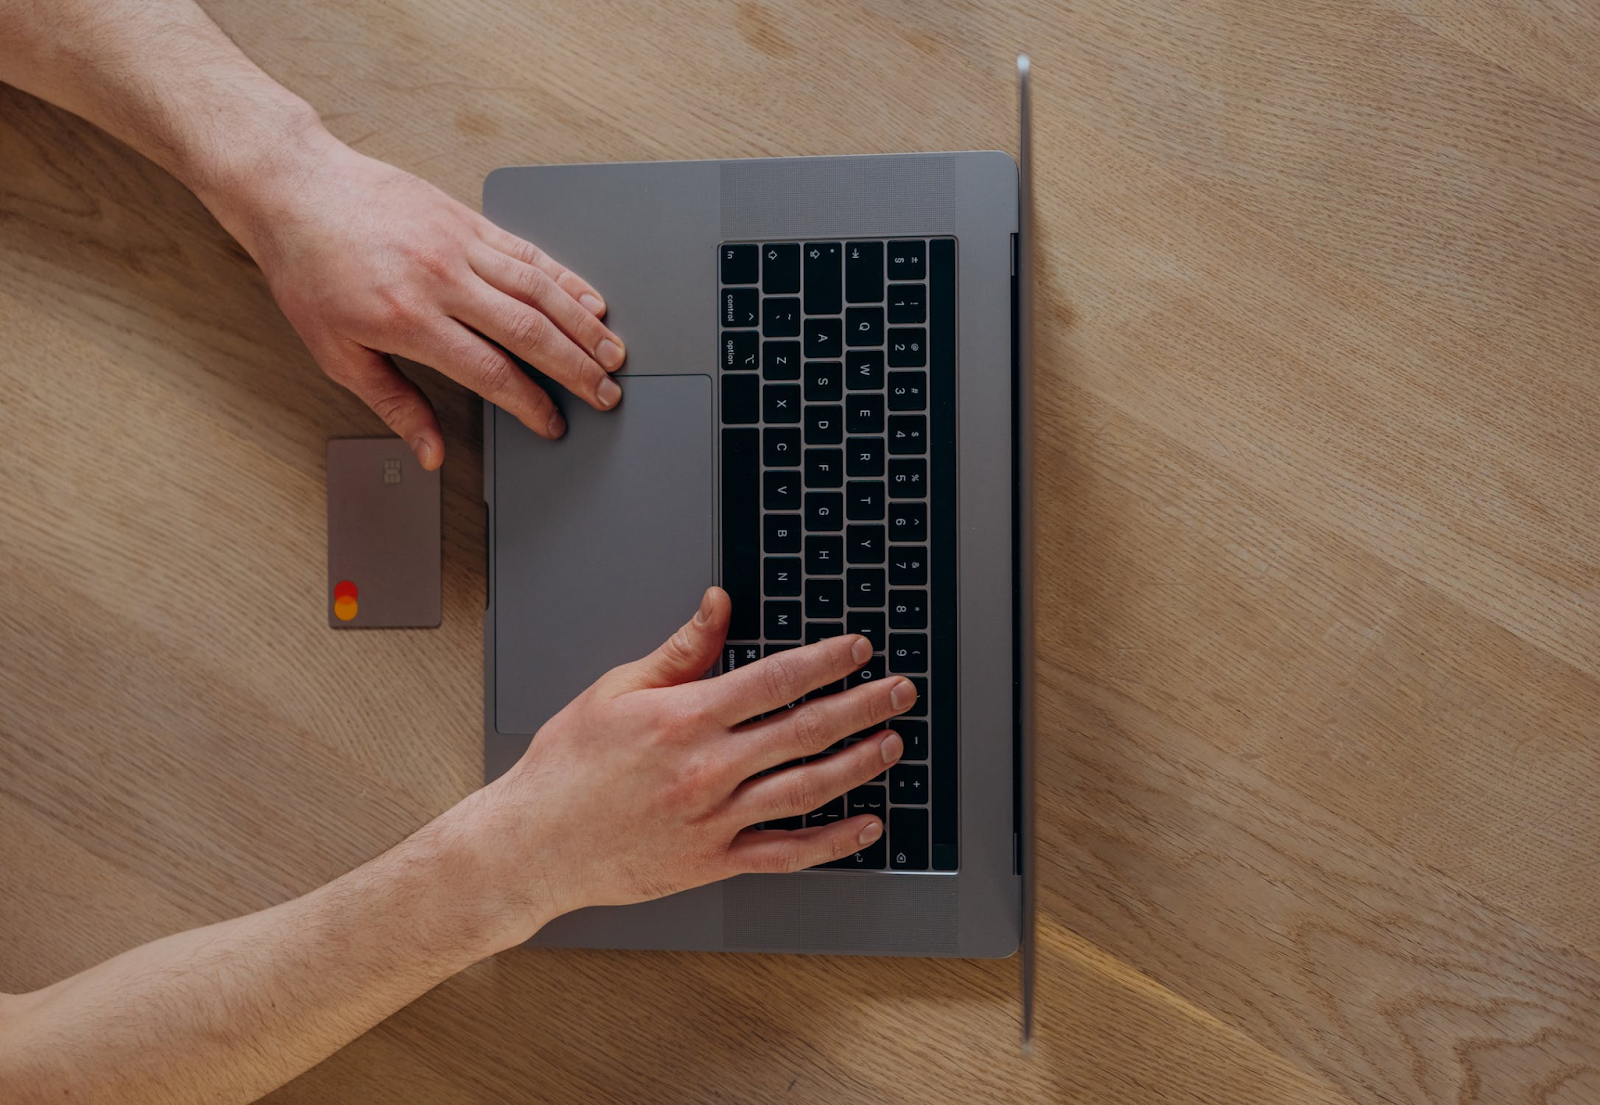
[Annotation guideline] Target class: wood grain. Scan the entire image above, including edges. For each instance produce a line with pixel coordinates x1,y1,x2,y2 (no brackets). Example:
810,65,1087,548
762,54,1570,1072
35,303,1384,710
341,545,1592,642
3,1,1598,1102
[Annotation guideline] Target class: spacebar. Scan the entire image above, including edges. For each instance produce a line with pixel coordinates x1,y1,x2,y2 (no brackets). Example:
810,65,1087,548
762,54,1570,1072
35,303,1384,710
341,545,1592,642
720,428,760,641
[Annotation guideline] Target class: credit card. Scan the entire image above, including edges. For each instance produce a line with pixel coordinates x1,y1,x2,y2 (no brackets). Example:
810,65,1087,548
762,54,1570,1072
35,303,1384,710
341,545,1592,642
325,438,441,629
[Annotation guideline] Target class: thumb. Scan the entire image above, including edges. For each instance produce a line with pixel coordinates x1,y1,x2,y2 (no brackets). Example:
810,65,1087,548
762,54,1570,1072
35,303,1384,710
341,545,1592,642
609,587,731,693
322,343,444,470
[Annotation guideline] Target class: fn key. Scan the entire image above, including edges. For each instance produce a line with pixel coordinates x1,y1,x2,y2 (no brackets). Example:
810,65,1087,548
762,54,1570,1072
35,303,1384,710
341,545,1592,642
889,807,928,869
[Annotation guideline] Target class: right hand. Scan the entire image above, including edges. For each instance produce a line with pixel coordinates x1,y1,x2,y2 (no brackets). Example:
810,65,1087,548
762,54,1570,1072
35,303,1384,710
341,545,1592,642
471,587,913,949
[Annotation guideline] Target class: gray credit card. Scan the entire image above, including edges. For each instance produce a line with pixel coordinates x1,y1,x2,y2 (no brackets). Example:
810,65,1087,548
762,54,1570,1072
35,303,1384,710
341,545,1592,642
325,438,441,629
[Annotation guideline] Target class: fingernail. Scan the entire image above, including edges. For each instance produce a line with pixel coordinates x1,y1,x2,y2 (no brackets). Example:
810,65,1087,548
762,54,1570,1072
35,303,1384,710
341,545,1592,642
859,820,883,845
694,589,713,626
879,732,903,763
597,377,622,409
580,293,605,316
850,636,872,664
411,436,438,469
597,338,625,370
546,411,566,437
890,678,916,711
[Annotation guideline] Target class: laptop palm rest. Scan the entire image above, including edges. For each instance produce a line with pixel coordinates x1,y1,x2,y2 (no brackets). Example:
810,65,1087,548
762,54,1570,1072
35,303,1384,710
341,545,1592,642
491,373,715,739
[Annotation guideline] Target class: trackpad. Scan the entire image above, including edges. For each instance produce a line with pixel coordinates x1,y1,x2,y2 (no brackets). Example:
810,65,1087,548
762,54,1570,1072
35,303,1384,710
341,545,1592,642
493,374,714,735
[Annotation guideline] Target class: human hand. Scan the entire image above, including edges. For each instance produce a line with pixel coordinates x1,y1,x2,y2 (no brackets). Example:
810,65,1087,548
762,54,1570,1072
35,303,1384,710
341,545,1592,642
204,123,625,468
467,587,914,950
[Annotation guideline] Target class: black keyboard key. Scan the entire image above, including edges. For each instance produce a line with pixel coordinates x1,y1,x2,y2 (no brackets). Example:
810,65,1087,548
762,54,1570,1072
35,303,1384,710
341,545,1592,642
722,330,758,370
847,394,884,435
764,556,801,597
721,374,758,424
721,243,758,285
887,371,927,411
763,297,801,337
887,327,926,367
845,241,884,303
803,242,842,314
888,547,927,585
804,448,842,488
903,677,928,716
887,283,925,323
846,524,885,564
764,470,800,510
846,655,886,689
765,644,798,657
763,383,800,423
763,339,800,380
888,457,926,496
890,764,929,804
765,815,804,830
804,404,843,445
888,591,927,629
847,437,884,477
846,481,885,521
804,360,841,401
804,490,842,531
806,796,845,826
762,242,800,294
720,429,760,639
848,567,886,607
846,610,885,651
888,632,928,672
805,578,844,620
805,621,844,644
848,784,887,817
764,427,800,467
894,719,928,760
803,317,842,358
887,241,926,280
723,642,763,672
887,415,926,454
846,350,884,390
765,600,801,639
723,287,759,327
805,534,842,575
764,513,802,553
889,808,929,868
846,306,884,347
822,833,887,870
889,501,926,542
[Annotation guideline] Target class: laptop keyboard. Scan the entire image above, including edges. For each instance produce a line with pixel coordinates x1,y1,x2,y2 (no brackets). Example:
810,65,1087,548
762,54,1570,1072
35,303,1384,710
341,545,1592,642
718,238,957,872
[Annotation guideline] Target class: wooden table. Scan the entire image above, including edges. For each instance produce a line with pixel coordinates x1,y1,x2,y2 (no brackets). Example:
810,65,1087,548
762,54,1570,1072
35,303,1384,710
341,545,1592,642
4,2,1598,1101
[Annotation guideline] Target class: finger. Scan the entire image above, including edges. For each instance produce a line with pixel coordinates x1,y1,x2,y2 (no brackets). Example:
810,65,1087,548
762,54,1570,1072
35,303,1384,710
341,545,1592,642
729,729,903,825
726,817,885,875
320,343,444,469
604,587,731,694
468,246,625,372
475,220,609,318
411,319,566,439
457,287,622,414
738,677,915,774
704,634,872,726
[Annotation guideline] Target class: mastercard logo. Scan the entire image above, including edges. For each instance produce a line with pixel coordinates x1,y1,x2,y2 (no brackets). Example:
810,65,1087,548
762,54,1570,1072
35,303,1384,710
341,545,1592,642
333,580,358,621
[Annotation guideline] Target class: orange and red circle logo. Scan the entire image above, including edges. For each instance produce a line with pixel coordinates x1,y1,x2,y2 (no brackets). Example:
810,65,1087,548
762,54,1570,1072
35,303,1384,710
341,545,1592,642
333,580,358,621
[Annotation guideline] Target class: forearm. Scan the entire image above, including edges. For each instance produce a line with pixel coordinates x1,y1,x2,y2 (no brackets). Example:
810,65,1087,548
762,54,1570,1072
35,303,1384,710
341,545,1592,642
0,0,324,226
0,791,541,1105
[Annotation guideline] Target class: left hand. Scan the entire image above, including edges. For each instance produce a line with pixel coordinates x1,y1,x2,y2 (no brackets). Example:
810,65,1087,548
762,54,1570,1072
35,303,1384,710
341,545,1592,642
204,123,627,467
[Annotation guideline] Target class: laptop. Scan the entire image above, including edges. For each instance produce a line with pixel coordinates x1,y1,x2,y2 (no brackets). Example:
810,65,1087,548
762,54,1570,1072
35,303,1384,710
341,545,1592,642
482,60,1035,961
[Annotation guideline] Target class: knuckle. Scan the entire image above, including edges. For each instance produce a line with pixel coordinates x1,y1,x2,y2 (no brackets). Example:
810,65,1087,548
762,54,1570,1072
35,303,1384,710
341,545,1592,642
790,704,825,754
784,770,816,818
506,308,551,353
412,246,453,280
760,654,797,706
368,391,413,428
473,350,518,396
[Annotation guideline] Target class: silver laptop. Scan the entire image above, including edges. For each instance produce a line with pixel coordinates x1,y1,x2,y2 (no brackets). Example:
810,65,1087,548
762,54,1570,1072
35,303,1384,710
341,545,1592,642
482,62,1035,959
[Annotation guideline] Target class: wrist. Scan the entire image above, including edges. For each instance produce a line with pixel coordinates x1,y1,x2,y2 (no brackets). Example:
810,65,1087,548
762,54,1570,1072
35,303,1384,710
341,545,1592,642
176,91,333,254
